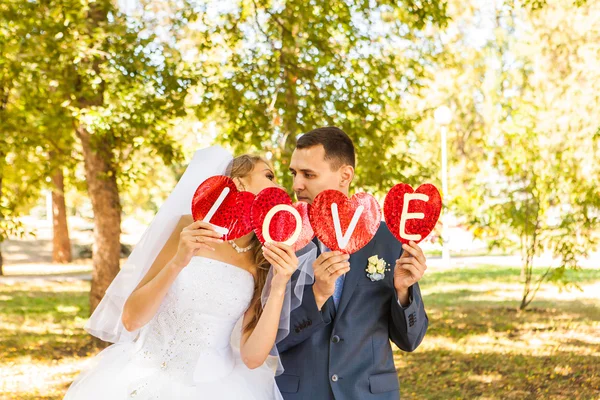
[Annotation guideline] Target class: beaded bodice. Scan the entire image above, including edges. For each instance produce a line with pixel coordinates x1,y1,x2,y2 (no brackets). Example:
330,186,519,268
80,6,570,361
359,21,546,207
130,257,255,386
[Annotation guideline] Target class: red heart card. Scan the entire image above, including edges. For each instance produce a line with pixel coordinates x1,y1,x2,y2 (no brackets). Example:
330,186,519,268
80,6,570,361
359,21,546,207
383,183,442,244
251,187,314,251
191,175,255,241
309,190,381,254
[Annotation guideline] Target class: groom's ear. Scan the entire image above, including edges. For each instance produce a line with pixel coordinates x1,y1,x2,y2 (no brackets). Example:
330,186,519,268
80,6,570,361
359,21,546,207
338,165,354,189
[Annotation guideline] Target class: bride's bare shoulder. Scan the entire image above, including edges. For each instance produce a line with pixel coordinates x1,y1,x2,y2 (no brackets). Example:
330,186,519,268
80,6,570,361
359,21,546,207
132,215,195,292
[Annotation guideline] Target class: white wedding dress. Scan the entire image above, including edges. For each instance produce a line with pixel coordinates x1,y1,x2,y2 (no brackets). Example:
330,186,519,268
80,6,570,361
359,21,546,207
64,256,283,399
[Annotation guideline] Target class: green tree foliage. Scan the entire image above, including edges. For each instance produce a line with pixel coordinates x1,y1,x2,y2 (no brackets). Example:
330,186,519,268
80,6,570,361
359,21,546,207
192,0,449,192
419,0,600,309
1,0,196,310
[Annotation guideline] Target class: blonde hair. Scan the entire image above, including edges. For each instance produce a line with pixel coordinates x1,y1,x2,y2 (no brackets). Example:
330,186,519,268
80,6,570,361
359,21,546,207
228,154,272,335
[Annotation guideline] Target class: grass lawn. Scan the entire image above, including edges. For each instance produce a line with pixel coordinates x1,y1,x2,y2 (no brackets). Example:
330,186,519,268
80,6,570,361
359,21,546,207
397,265,600,399
1,264,599,399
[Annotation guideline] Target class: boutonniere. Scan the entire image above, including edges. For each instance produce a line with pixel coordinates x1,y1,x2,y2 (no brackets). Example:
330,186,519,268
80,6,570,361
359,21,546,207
366,255,390,282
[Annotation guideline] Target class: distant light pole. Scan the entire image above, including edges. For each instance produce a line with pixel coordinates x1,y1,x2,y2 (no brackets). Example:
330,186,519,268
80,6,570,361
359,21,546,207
434,105,452,267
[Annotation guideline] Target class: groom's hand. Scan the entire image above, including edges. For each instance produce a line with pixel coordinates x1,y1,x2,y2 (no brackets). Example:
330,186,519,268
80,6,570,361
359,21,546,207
312,251,350,310
394,241,427,306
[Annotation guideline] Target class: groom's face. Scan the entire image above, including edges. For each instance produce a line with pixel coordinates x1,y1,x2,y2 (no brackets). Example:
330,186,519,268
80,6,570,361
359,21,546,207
290,144,351,204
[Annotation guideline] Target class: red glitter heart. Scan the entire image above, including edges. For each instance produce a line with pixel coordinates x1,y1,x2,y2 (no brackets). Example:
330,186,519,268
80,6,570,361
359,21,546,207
191,175,255,241
383,183,442,244
309,190,381,254
251,187,314,251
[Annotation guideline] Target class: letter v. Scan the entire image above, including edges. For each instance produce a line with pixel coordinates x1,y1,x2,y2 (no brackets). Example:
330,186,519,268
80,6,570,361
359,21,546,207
331,203,365,250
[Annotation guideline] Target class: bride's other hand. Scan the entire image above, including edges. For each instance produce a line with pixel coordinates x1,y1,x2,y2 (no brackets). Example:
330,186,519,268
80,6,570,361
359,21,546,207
262,242,299,290
172,221,224,268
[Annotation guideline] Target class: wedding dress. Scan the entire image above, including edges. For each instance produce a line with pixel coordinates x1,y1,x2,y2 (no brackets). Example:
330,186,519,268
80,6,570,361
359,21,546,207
64,256,283,399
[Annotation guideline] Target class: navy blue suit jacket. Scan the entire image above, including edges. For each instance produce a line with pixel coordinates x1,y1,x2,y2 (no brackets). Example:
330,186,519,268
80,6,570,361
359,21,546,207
275,222,428,399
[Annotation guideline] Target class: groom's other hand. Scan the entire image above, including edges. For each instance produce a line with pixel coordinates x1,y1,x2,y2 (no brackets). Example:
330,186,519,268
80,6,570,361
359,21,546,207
394,241,427,307
312,251,350,310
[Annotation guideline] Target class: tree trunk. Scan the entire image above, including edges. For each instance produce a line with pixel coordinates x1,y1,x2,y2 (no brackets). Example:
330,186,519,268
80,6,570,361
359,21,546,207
0,159,4,276
51,167,72,263
1,83,7,276
75,0,121,315
519,270,530,310
77,126,121,313
77,127,122,314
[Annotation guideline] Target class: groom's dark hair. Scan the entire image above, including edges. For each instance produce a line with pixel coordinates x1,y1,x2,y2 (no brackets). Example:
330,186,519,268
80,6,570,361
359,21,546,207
296,126,355,170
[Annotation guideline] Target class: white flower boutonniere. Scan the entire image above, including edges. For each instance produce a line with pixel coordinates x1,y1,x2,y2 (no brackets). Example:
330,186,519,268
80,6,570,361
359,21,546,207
365,255,390,282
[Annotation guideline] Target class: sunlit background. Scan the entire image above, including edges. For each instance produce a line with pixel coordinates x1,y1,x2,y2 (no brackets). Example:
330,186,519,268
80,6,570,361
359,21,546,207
1,0,599,398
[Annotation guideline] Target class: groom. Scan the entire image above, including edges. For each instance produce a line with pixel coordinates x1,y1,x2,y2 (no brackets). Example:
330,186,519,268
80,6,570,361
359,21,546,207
275,127,428,399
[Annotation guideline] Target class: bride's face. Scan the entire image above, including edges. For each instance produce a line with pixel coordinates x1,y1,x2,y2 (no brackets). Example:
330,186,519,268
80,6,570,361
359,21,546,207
236,161,279,195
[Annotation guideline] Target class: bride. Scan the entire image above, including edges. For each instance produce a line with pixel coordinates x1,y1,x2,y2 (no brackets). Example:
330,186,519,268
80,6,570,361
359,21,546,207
64,147,314,399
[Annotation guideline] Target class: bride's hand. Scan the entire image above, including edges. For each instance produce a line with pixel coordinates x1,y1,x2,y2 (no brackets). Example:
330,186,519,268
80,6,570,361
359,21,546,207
172,221,224,268
262,242,298,290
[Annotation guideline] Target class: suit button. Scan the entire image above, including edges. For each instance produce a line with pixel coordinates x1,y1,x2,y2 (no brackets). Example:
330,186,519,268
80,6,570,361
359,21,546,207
331,374,338,382
331,335,340,343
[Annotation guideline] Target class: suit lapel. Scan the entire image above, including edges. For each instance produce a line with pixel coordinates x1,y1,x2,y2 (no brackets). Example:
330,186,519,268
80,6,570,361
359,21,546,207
334,239,377,320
